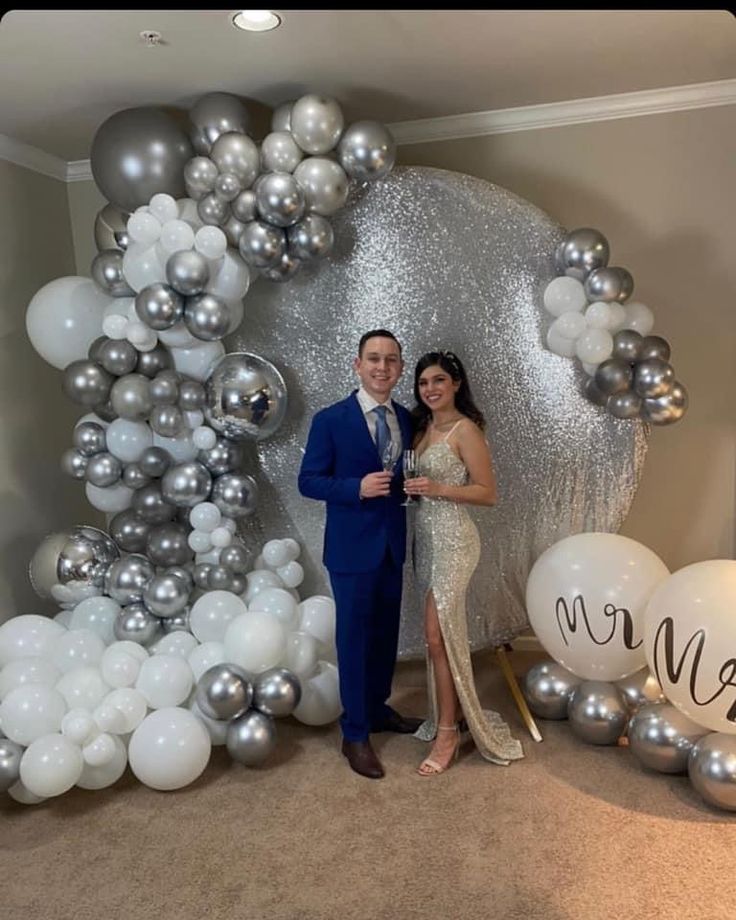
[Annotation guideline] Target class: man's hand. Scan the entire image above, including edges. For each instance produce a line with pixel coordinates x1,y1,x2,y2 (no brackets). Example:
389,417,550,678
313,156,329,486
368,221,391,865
360,471,393,498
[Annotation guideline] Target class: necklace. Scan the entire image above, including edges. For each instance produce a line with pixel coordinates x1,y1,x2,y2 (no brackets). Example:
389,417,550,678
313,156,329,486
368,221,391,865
430,415,464,431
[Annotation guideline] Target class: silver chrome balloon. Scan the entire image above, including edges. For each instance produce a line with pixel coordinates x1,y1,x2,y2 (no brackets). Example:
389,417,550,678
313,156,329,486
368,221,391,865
197,435,244,476
122,463,152,490
63,360,114,407
94,203,131,252
230,573,247,596
223,215,246,249
193,563,213,589
523,660,581,720
287,213,334,261
135,344,173,378
607,390,642,419
271,101,293,133
110,373,153,421
105,554,154,605
190,93,251,156
206,565,233,591
161,609,191,633
633,358,675,399
91,249,134,297
210,474,259,519
567,681,629,745
254,172,306,228
612,329,644,363
85,451,123,487
109,509,151,553
149,404,184,438
161,461,212,508
219,544,249,574
584,267,635,304
196,664,253,721
166,249,210,297
98,338,138,376
594,358,633,396
135,283,184,331
184,155,219,200
214,172,242,202
238,220,286,269
615,668,666,713
73,421,107,456
178,380,206,412
210,132,259,187
640,335,671,362
231,189,257,224
628,702,707,774
131,483,177,524
113,602,161,646
226,709,276,766
261,251,302,283
204,352,288,441
138,446,171,478
290,94,344,155
261,131,303,174
253,668,302,718
184,293,232,341
641,381,688,426
337,120,396,182
61,448,89,479
149,370,180,406
197,192,229,227
689,733,736,811
29,525,119,600
142,571,191,617
293,157,349,216
0,738,23,793
146,522,193,567
555,228,610,279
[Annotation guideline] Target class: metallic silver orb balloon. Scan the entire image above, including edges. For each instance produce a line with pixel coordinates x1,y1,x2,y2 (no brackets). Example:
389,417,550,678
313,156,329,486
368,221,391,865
231,189,257,224
90,106,194,213
131,483,177,524
607,390,642,420
261,131,303,173
207,565,233,591
135,344,172,378
223,216,246,249
640,335,671,362
184,155,218,200
196,664,253,721
61,448,88,479
641,381,688,426
254,172,306,228
594,358,633,396
110,373,153,421
184,293,232,341
567,681,629,745
0,738,23,793
149,369,181,405
271,101,293,133
219,544,249,574
197,192,229,227
166,249,210,298
633,358,675,399
197,435,244,476
584,267,635,304
612,329,644,363
122,463,152,490
287,213,334,261
204,352,288,441
261,251,302,283
88,335,108,363
555,228,610,279
211,132,259,187
214,172,242,202
178,380,206,412
94,202,131,252
583,379,609,409
210,474,258,519
165,565,194,590
238,220,286,269
615,668,666,713
161,609,191,633
105,554,154,605
689,734,736,811
190,93,251,156
98,338,139,376
290,94,344,155
253,668,302,717
193,563,213,589
138,446,171,478
29,525,120,600
226,709,276,766
337,120,397,181
628,702,707,774
523,660,581,719
73,421,107,456
85,451,123,487
113,602,161,646
146,522,194,567
161,461,212,508
135,283,184,331
293,157,349,216
142,571,191,617
91,249,134,297
149,404,184,438
62,360,114,407
109,509,151,553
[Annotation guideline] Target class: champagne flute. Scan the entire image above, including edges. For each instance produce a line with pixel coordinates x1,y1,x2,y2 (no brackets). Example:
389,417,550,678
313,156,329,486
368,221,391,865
381,440,399,472
401,449,419,506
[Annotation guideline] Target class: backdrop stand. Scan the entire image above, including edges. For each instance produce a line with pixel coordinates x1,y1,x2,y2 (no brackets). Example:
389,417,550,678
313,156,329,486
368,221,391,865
496,644,543,742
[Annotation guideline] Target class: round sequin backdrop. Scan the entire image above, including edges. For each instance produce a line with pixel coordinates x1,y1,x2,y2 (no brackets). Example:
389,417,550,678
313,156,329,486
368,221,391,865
231,166,648,658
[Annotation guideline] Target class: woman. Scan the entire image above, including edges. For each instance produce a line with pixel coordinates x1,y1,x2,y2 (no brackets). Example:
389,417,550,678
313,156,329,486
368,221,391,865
405,351,524,775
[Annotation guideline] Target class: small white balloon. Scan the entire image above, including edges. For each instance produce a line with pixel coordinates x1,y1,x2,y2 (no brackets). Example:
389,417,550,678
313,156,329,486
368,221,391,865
126,321,158,351
82,731,117,766
244,569,284,604
69,596,120,645
102,687,148,733
135,655,193,709
169,340,225,383
92,702,127,734
281,538,301,561
575,328,614,364
223,611,287,673
189,591,247,643
284,630,319,679
102,313,129,339
100,641,148,689
249,587,298,629
187,641,227,682
194,226,228,260
190,501,222,532
106,418,154,463
127,211,161,246
276,561,304,588
61,709,97,745
159,219,196,253
52,629,106,673
85,481,134,514
77,734,128,789
210,526,232,548
192,426,217,450
188,529,213,553
293,661,341,726
298,596,336,648
149,193,179,224
546,326,577,358
262,539,292,568
543,276,587,317
151,632,199,660
550,311,586,341
56,666,110,711
221,517,238,535
584,301,614,330
184,410,205,429
623,301,655,336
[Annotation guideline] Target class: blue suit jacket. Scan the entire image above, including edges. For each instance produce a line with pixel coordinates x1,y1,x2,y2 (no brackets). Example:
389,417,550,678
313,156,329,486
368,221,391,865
298,391,413,574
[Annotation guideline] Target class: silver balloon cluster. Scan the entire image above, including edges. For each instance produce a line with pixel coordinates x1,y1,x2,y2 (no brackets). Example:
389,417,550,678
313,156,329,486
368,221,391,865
196,663,301,767
543,227,688,425
182,91,396,282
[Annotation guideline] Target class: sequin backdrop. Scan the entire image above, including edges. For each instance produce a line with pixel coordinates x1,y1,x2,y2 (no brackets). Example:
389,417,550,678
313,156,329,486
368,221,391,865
230,166,648,658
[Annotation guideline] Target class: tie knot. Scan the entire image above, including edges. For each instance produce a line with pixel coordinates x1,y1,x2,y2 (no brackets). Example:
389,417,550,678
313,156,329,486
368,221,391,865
374,405,388,420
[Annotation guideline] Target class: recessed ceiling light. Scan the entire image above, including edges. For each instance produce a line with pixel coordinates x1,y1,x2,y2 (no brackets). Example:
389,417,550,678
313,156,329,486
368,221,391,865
231,10,282,32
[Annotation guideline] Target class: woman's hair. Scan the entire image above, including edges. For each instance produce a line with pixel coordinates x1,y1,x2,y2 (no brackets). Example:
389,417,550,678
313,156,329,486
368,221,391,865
411,351,485,436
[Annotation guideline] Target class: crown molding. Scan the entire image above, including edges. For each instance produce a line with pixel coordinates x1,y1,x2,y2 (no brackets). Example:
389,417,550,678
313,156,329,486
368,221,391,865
1,80,734,181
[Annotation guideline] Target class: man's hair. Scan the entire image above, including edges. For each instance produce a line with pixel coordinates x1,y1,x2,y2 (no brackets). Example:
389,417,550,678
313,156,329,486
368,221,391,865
358,329,403,357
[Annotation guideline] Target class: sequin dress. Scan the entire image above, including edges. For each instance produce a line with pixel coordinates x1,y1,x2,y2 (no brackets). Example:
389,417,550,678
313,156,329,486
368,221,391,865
414,423,524,765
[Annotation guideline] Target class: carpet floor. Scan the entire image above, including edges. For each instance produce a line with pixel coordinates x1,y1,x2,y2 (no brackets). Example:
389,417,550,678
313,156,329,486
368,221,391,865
2,650,734,920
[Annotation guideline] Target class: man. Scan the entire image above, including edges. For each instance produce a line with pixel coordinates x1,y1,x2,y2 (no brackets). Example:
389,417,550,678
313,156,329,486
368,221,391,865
298,330,422,779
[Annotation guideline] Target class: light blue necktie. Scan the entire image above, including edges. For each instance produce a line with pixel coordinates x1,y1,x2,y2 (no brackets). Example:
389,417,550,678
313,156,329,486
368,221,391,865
373,405,392,464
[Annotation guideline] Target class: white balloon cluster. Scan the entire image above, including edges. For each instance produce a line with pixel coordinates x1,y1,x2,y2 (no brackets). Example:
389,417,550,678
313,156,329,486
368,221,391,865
543,228,688,424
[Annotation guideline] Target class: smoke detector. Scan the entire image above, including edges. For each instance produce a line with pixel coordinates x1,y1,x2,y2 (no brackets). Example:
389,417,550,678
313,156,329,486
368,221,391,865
139,30,163,46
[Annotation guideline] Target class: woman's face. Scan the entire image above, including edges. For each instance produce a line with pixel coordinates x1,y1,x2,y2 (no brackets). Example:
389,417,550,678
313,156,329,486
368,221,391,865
417,364,460,413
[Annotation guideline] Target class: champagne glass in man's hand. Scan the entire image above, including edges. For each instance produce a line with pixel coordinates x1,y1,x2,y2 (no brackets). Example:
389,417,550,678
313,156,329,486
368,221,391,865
381,441,399,472
401,449,419,506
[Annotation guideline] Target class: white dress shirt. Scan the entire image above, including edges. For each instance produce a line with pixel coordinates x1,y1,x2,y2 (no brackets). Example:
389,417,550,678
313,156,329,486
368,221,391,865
356,386,403,452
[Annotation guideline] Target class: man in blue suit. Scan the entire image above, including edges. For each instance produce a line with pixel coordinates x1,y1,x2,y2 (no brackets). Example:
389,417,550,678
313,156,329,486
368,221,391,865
298,330,422,778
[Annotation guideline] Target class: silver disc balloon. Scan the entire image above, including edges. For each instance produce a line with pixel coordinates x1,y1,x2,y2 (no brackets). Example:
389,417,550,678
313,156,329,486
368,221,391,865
231,166,647,657
204,353,288,441
29,526,119,600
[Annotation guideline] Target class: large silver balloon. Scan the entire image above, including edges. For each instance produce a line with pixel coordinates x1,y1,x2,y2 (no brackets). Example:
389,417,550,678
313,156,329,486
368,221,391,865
104,554,154,605
337,121,396,182
615,667,665,713
594,358,632,396
135,283,184,330
90,107,194,213
161,461,212,507
287,214,334,261
261,131,303,174
98,338,138,376
523,660,581,719
254,172,306,228
210,132,259,188
184,293,232,341
109,509,151,553
62,360,114,407
110,373,153,420
85,451,123,487
0,738,23,793
211,473,259,519
290,94,344,155
628,703,707,774
131,483,176,524
146,522,193,567
184,156,219,200
72,421,107,456
641,381,688,425
584,267,635,304
204,352,288,441
554,228,610,280
196,664,253,721
253,668,302,717
226,709,276,766
142,571,191,618
198,435,244,476
612,329,644,363
567,681,629,745
633,358,675,399
113,602,161,646
91,250,134,297
293,157,349,216
238,220,286,269
29,526,119,600
689,733,736,811
189,92,251,156
94,203,131,252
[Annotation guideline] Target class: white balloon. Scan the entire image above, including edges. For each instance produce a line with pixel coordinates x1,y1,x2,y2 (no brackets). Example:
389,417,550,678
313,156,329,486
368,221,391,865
0,656,62,700
152,428,198,462
20,733,84,797
190,502,221,532
575,328,614,364
206,249,250,303
61,708,97,745
223,611,287,673
194,226,227,260
550,311,586,340
276,561,304,588
546,326,577,358
149,193,179,224
51,629,106,673
69,596,120,645
157,320,199,348
159,219,196,254
188,529,213,553
262,539,291,568
244,569,284,604
177,197,202,226
184,409,205,429
82,731,117,766
283,631,319,680
169,340,225,382
126,320,158,352
293,661,341,725
85,481,135,513
128,707,211,790
584,301,614,330
526,533,670,681
102,686,148,733
543,277,587,317
151,631,199,660
622,301,655,336
77,734,128,789
122,243,166,293
0,614,66,667
193,425,217,450
54,609,75,628
298,596,336,648
190,591,247,643
189,699,228,746
102,313,129,339
135,655,193,709
106,418,154,463
210,527,232,548
26,276,110,370
187,641,226,682
92,702,127,734
249,588,298,629
0,684,67,745
56,666,110,710
127,211,162,246
100,641,148,688
8,780,47,805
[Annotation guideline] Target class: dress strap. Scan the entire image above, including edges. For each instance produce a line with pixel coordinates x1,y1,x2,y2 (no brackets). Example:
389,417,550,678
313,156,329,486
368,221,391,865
442,419,463,441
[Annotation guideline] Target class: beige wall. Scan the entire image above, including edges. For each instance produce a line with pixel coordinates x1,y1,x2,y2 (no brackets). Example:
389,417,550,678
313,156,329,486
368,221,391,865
0,160,103,622
67,178,107,276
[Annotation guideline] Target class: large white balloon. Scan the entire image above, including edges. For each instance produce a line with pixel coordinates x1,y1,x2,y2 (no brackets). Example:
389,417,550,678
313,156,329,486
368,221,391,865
106,419,153,463
100,641,148,688
190,591,247,643
169,340,225,382
283,630,319,680
20,733,84,797
85,481,135,513
526,533,670,680
298,596,336,649
128,707,211,790
0,656,62,701
0,615,66,668
293,661,341,725
69,596,121,645
248,587,298,629
56,666,110,710
26,276,110,370
151,631,199,660
135,654,193,708
51,629,106,673
644,560,736,734
0,684,67,745
187,640,226,681
223,611,286,673
244,569,284,604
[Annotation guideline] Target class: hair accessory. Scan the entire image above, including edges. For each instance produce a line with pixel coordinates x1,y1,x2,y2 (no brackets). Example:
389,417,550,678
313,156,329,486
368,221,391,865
440,350,461,374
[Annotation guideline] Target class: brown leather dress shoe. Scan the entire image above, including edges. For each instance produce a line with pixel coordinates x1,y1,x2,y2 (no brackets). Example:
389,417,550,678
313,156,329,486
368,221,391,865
341,740,385,779
372,710,424,734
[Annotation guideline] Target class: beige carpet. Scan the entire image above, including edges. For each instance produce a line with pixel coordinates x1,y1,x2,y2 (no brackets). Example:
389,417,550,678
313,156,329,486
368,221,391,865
3,650,735,920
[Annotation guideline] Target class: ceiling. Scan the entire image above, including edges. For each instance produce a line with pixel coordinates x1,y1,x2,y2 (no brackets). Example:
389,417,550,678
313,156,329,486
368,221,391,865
1,9,734,162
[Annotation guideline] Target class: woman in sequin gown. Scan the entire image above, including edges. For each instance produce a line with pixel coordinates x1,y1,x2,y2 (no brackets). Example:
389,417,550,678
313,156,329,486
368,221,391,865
404,352,524,774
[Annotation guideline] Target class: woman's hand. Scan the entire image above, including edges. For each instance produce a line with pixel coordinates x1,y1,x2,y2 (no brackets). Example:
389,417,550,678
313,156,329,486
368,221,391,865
404,476,443,498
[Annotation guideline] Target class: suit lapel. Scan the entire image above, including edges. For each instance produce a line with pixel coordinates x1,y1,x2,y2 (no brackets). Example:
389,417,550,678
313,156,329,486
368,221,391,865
346,391,380,461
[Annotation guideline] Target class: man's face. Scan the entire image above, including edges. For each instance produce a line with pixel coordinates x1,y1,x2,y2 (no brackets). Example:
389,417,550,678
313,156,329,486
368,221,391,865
354,335,404,402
